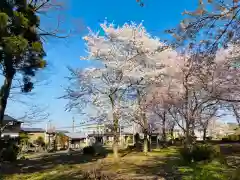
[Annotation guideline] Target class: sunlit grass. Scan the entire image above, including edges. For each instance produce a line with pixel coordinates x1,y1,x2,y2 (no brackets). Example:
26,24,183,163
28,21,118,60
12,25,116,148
179,160,230,180
1,145,238,180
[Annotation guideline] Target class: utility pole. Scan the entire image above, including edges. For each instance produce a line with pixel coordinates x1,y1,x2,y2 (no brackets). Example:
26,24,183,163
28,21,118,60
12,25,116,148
48,120,51,149
45,121,48,145
72,117,75,133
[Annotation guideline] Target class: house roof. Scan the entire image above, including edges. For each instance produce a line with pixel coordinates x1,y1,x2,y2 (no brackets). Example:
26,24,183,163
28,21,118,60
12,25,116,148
64,132,87,139
21,128,45,132
3,115,22,123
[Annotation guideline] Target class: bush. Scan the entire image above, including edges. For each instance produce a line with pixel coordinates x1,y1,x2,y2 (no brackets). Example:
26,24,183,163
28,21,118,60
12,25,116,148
34,136,45,147
192,144,219,162
229,134,239,141
180,144,220,163
1,144,19,162
179,146,193,163
222,134,240,142
83,146,95,155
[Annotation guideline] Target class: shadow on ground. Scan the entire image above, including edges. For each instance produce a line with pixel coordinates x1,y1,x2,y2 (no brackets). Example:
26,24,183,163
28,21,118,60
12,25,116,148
220,143,240,170
0,145,111,176
1,143,240,180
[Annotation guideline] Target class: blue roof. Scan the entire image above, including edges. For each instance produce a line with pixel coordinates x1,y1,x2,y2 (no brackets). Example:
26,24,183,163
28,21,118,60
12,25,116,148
21,128,45,132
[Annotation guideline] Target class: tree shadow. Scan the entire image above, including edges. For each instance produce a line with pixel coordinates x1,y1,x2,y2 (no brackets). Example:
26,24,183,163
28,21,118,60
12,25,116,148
2,144,239,179
0,145,111,176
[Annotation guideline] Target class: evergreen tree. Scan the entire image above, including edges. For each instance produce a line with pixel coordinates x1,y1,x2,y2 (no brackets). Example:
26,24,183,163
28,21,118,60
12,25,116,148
0,0,46,136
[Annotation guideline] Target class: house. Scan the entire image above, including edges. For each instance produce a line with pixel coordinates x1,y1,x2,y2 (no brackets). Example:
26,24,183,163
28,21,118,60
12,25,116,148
21,127,47,144
1,115,23,140
21,127,71,150
63,132,89,149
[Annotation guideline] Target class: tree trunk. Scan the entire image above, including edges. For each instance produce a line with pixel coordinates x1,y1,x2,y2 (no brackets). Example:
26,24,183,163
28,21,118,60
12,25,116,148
148,134,152,151
112,112,119,161
170,128,174,145
0,74,14,140
143,131,148,154
162,111,166,142
113,137,119,160
184,124,192,147
203,128,207,141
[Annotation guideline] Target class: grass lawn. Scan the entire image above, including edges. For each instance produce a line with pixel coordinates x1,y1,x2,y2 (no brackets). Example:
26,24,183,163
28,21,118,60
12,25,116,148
0,144,239,180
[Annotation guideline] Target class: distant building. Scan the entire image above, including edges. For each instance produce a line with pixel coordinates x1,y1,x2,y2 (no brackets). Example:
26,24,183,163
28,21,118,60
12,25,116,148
63,132,88,149
21,127,69,145
21,127,46,143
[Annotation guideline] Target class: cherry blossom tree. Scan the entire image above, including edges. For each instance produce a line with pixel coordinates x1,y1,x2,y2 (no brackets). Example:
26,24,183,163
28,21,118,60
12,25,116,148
158,48,226,145
63,21,176,159
121,44,180,153
146,79,176,144
166,0,240,103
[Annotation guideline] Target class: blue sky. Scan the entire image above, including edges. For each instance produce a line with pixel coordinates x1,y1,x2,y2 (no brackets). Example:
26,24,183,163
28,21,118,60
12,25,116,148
4,0,235,130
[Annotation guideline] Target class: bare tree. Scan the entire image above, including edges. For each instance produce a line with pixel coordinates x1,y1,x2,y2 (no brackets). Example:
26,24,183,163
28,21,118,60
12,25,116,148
17,105,50,125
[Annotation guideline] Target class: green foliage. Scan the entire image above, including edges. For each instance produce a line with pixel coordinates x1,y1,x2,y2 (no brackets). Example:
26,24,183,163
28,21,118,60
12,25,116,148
31,41,43,53
19,132,29,145
3,35,28,55
0,12,8,29
180,144,220,163
222,134,240,142
231,168,240,180
0,0,47,93
13,11,29,28
179,146,193,163
34,136,45,147
228,134,240,141
180,160,230,180
83,146,96,155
